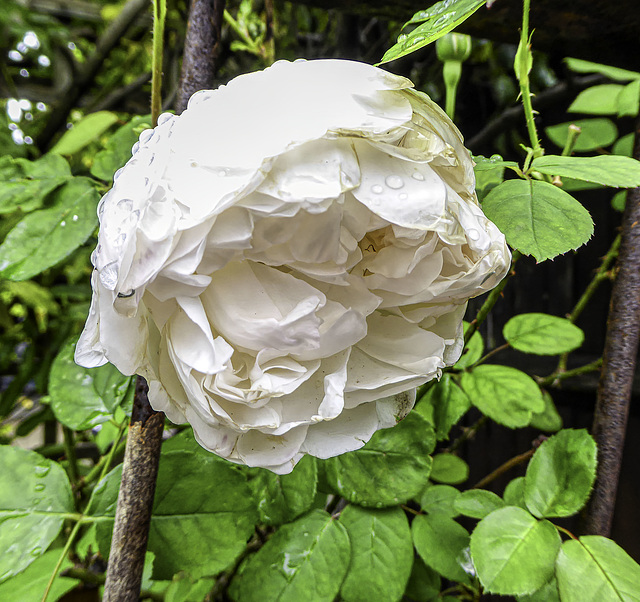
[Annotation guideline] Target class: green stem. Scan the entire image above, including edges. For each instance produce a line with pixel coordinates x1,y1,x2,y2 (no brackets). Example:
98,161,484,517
538,357,603,387
223,9,260,54
41,520,83,602
99,419,128,483
151,0,167,126
468,343,510,369
80,432,127,494
62,427,79,487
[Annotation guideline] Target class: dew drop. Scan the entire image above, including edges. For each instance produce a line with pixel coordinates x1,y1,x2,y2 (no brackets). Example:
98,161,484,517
399,192,408,200
30,547,42,557
117,198,133,211
34,483,45,492
100,261,119,289
60,220,66,227
385,175,404,189
217,169,227,177
412,172,425,181
191,161,198,168
371,184,384,194
139,128,154,144
468,229,480,241
34,464,51,477
72,214,78,221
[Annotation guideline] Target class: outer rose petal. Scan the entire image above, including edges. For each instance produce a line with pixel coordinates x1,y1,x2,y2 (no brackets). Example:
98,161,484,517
76,59,511,472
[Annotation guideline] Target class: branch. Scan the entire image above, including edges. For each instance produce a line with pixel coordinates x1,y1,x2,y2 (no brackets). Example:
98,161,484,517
584,119,640,536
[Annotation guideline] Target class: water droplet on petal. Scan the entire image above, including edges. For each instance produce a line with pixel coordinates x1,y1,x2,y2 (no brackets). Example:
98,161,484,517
468,229,480,241
399,192,408,200
371,184,384,194
100,261,119,289
217,169,227,177
117,198,133,211
412,172,425,181
117,233,126,245
385,175,404,189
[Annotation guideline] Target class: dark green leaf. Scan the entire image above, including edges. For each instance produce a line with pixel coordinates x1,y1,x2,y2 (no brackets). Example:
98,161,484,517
531,155,640,188
556,536,640,601
482,179,593,262
230,510,350,602
461,365,544,428
420,484,461,517
49,338,132,430
611,191,627,213
564,58,640,82
568,85,625,115
524,429,597,518
51,111,120,155
379,0,487,64
503,477,527,509
415,374,471,441
324,412,435,507
470,506,561,595
339,505,413,602
503,313,585,355
529,391,563,433
0,178,99,281
412,513,471,583
404,556,441,602
0,446,74,582
546,119,618,152
454,490,506,519
430,454,469,484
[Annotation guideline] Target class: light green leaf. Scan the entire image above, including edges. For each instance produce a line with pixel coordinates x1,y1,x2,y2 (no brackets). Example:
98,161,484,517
162,573,216,602
0,548,80,601
230,510,350,602
415,373,471,441
568,85,626,115
482,179,594,262
51,111,120,155
49,338,133,430
412,513,471,583
504,477,527,509
556,536,640,601
564,58,640,82
524,429,597,518
617,80,640,117
0,178,99,281
613,133,634,157
251,455,318,526
546,119,618,152
503,313,585,355
89,451,258,580
470,506,561,595
379,0,487,64
612,191,627,213
454,490,506,519
404,557,441,602
324,412,435,507
430,454,469,485
0,446,74,582
531,155,640,188
517,578,561,602
461,365,544,428
339,506,413,602
0,155,71,215
529,391,563,432
420,484,461,517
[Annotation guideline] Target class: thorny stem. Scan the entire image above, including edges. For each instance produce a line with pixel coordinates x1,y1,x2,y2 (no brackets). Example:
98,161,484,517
472,448,536,490
448,416,489,453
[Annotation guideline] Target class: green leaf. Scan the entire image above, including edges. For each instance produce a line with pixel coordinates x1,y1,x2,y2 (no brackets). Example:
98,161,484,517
404,557,441,602
91,115,151,181
613,133,634,157
0,178,99,281
379,0,487,64
564,58,640,82
461,365,544,428
420,484,461,517
503,313,585,355
504,477,527,509
517,578,561,602
454,490,506,519
612,191,627,213
89,450,258,579
546,118,618,152
470,506,561,596
251,455,318,526
531,155,640,188
0,155,71,215
49,338,132,430
529,391,563,432
430,454,469,485
454,322,484,369
324,412,435,507
482,179,594,262
162,573,216,602
412,513,471,583
568,85,626,115
0,548,80,601
51,111,120,155
617,79,640,117
556,536,640,601
339,506,413,602
524,429,597,518
473,155,520,172
0,446,74,582
415,373,471,440
230,510,350,602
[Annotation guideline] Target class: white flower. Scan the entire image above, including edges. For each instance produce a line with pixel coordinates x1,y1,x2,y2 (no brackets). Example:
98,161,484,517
75,59,511,474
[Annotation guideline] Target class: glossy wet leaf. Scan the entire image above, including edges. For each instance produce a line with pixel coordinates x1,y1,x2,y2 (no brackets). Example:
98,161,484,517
504,477,527,509
568,85,625,115
404,557,441,602
0,178,99,281
545,118,618,152
339,506,413,602
529,391,563,432
470,506,561,595
380,0,487,64
461,365,544,428
430,454,469,484
482,179,593,262
524,429,597,518
503,313,585,355
230,510,349,602
420,484,461,517
51,111,120,155
324,412,435,507
454,490,506,519
0,446,74,582
412,513,471,583
531,155,640,188
415,373,471,440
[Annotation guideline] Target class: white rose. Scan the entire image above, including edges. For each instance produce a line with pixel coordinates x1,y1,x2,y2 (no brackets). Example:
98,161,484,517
75,59,511,474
